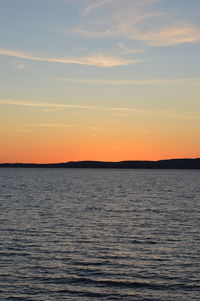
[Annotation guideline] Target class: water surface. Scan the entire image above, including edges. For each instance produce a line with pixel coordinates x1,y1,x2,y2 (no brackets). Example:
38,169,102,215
0,168,199,300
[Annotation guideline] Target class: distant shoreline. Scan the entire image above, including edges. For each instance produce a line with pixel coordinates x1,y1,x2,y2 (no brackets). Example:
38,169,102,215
0,158,200,169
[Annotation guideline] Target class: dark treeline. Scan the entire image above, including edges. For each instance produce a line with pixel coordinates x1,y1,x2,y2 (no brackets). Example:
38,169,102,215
0,158,200,169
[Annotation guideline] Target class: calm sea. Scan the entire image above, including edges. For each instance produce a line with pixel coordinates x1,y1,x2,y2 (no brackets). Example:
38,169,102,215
0,168,199,301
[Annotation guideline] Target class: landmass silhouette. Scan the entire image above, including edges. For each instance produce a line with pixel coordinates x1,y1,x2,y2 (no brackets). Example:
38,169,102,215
0,158,200,169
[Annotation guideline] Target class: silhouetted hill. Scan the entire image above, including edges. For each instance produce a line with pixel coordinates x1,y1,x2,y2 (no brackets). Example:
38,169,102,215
0,158,200,169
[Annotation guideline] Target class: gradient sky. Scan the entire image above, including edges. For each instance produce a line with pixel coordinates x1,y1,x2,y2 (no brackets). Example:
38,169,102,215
0,0,200,163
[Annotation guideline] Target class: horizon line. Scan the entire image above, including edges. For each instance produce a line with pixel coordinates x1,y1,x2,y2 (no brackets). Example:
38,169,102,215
0,157,199,165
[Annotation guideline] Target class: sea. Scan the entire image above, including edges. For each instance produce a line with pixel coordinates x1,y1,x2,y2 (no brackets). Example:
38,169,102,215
0,168,199,301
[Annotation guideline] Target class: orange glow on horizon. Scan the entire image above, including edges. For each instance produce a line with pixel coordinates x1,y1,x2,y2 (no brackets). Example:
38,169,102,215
0,126,199,163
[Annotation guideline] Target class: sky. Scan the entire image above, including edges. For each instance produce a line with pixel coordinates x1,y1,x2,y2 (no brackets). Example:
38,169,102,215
0,0,200,163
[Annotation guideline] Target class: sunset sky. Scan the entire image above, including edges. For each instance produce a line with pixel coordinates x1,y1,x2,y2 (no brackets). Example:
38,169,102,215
0,0,200,163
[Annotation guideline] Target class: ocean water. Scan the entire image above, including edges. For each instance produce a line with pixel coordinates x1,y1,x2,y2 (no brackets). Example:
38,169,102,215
0,168,199,301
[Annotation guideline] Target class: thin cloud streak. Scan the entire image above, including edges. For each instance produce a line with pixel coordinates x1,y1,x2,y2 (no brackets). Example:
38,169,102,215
68,0,200,46
16,129,32,133
83,0,115,15
71,23,200,47
0,98,199,120
55,78,200,86
118,43,146,54
10,60,27,70
0,49,139,67
68,12,165,38
136,25,200,46
0,98,150,114
83,0,160,15
19,123,80,128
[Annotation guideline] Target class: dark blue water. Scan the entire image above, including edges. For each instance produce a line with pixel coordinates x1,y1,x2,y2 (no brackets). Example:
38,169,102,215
0,168,199,300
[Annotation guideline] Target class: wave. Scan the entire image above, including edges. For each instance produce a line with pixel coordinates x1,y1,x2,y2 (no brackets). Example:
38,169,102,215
38,276,200,291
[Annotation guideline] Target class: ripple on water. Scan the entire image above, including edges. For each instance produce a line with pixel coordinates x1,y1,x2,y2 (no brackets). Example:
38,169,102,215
0,168,199,300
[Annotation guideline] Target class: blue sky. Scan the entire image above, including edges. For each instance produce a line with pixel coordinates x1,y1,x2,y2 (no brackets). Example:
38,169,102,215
0,0,200,162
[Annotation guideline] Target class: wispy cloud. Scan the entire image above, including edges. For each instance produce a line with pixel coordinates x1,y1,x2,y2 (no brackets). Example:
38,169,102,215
19,123,79,128
10,60,27,70
144,130,152,134
113,113,130,118
83,0,115,15
55,78,200,86
118,43,146,54
0,98,149,114
16,129,31,133
89,127,102,132
0,49,139,67
83,0,160,15
0,98,199,120
135,24,200,46
68,0,200,46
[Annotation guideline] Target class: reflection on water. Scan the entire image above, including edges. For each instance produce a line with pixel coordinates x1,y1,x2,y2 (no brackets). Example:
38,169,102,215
0,168,199,300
